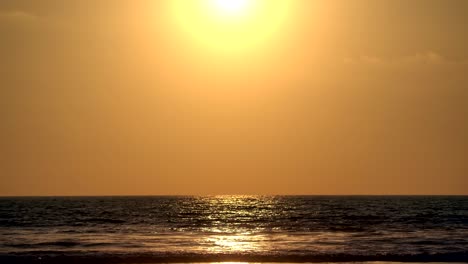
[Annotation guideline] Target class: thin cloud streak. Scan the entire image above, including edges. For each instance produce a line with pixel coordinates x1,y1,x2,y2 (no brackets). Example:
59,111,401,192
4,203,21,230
343,52,468,67
0,10,37,23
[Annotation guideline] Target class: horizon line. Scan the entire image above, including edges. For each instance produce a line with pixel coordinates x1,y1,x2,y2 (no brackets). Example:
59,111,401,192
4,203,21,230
1,194,467,198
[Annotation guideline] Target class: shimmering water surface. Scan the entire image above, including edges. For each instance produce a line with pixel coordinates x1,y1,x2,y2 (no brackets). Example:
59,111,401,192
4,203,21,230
0,196,467,263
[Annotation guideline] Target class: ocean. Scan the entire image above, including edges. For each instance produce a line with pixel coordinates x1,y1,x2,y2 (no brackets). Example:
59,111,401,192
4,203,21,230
0,196,467,263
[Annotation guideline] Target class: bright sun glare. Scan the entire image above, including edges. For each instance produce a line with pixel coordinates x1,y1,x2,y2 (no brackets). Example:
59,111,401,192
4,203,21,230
171,0,291,52
212,0,250,15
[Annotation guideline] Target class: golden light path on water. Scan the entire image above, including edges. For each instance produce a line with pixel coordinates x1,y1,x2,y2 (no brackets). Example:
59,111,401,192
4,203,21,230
142,196,358,255
206,234,262,252
200,196,269,253
182,196,357,255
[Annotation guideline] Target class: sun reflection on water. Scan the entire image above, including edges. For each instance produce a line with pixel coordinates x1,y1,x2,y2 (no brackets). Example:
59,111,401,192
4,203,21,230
212,262,249,264
211,262,249,264
200,196,273,253
207,234,261,252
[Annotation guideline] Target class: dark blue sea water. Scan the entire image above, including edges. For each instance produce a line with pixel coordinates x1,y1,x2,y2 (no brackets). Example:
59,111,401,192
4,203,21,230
0,196,467,263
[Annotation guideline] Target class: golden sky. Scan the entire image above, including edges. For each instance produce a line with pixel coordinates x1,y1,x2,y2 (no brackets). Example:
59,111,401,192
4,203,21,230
1,0,467,195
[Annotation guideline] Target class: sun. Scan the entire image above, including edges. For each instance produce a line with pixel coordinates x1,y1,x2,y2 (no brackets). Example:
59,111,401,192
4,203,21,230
169,0,292,53
205,0,256,22
211,0,251,16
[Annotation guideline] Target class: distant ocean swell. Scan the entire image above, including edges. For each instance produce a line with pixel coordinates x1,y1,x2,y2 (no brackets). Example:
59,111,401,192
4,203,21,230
1,196,467,263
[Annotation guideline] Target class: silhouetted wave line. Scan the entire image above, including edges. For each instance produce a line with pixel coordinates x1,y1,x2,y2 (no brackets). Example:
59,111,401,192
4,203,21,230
1,252,468,264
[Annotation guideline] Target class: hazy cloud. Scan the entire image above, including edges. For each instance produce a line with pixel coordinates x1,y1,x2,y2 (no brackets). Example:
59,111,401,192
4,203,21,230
343,52,467,67
0,10,37,23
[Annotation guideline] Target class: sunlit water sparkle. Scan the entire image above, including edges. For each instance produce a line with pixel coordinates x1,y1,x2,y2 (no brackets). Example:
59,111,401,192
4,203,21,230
0,196,467,263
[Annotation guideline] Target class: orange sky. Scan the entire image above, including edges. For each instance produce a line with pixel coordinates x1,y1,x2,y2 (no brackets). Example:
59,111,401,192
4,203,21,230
1,0,467,195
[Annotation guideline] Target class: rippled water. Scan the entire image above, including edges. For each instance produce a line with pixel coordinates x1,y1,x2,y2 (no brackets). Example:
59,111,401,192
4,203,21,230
1,196,467,263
